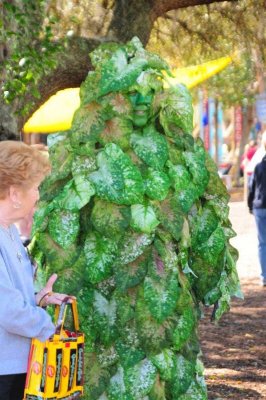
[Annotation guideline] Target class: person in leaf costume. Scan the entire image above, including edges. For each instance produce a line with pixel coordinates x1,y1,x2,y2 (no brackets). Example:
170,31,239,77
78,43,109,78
31,37,242,399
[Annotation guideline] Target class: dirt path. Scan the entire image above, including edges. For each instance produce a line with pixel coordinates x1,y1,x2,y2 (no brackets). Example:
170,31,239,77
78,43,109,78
199,200,266,400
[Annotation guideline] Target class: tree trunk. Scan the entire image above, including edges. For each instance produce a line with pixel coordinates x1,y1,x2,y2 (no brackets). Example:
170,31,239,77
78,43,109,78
0,100,19,140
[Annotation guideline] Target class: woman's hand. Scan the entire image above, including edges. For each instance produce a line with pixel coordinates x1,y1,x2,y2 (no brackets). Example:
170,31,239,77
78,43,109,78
35,273,75,308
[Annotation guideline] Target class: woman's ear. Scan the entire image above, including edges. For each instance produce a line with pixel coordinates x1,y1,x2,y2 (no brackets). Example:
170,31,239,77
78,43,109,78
9,186,22,209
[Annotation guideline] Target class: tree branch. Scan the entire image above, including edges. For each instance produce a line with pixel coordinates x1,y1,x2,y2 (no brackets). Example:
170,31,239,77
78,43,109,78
165,14,218,50
151,0,239,20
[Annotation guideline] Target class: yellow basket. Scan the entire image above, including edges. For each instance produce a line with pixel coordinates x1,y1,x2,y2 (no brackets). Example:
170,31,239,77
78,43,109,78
24,299,84,400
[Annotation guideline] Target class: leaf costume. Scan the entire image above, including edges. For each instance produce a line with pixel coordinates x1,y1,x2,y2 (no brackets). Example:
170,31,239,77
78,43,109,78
31,37,242,399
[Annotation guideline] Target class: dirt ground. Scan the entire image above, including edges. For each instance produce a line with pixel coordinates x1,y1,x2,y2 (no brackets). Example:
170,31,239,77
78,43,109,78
199,190,266,399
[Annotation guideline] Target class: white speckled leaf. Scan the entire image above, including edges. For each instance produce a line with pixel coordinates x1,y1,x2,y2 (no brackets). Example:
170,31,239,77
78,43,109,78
130,126,168,170
89,143,144,205
48,209,79,249
125,358,157,398
93,291,118,345
116,231,154,265
144,274,180,323
151,349,175,381
107,366,133,400
144,168,170,201
130,204,159,234
84,232,117,284
54,176,95,211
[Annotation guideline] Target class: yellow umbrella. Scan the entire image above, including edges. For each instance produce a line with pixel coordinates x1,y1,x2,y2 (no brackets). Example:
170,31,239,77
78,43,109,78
23,56,233,134
23,88,80,133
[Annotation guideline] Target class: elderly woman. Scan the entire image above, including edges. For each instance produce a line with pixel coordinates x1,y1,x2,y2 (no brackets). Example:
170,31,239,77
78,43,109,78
0,140,70,400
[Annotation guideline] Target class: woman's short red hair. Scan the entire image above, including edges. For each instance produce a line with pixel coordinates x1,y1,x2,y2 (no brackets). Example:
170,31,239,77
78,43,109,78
0,141,51,200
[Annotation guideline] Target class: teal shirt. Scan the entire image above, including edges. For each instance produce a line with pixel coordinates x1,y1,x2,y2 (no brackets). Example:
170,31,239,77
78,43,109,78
0,224,55,375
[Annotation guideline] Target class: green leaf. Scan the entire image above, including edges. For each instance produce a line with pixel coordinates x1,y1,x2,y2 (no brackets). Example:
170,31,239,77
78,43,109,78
174,184,199,214
144,274,180,323
172,308,196,351
125,358,157,398
84,232,117,284
99,48,147,97
85,353,112,399
151,349,175,381
205,248,243,321
90,42,121,68
114,250,149,292
31,201,53,235
136,288,179,353
191,254,224,302
116,231,154,265
48,137,73,181
184,150,209,195
93,291,118,345
169,355,195,397
52,252,86,296
96,346,119,369
167,161,200,213
99,92,132,117
130,204,159,234
225,246,243,298
97,394,109,400
158,85,193,134
155,195,184,241
206,196,230,222
99,117,133,150
91,199,130,239
178,380,208,400
194,225,226,265
107,366,132,400
131,39,170,72
130,126,168,170
190,204,219,247
71,155,97,178
144,168,170,201
47,132,68,148
116,341,145,370
167,162,191,191
130,70,164,97
48,209,79,249
89,144,144,205
70,103,105,147
54,176,95,211
153,238,179,274
36,232,80,272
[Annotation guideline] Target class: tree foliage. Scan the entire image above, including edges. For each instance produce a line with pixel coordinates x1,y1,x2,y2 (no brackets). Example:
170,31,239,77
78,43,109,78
0,0,62,115
148,0,266,105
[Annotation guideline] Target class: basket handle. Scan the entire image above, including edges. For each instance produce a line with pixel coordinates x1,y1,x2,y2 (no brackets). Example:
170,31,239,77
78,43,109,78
54,297,80,336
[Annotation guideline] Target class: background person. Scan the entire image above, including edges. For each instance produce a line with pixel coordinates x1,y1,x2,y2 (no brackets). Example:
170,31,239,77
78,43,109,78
0,140,71,400
248,135,266,287
240,139,257,180
246,131,266,183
